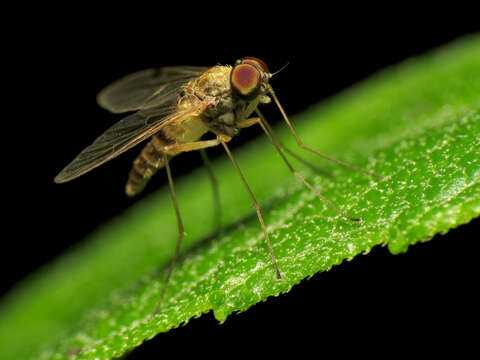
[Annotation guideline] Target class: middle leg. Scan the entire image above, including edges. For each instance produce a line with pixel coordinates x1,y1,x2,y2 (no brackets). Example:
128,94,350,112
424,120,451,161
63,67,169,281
200,149,222,231
238,116,361,222
152,135,231,315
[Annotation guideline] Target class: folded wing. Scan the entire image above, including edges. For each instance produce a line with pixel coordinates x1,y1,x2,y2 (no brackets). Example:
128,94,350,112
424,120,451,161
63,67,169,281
54,105,202,183
96,66,207,114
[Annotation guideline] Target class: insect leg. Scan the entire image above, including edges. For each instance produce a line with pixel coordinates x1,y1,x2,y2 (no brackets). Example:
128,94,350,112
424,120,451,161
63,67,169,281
245,115,361,222
153,136,231,314
153,153,185,315
251,110,332,177
219,138,282,280
267,85,384,180
162,138,229,153
200,149,222,231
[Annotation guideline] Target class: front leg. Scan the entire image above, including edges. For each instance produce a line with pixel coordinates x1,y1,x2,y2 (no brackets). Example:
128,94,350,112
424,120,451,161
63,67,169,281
242,115,361,222
266,87,384,180
237,117,331,175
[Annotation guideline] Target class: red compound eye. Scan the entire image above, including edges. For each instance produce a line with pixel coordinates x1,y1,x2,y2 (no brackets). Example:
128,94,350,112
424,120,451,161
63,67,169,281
231,63,260,97
239,57,270,73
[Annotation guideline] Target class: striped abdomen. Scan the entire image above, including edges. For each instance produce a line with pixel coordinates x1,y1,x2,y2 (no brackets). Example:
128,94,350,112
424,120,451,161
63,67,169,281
125,133,172,197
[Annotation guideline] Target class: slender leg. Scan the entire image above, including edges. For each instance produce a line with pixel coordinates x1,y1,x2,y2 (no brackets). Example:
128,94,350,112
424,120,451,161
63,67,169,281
152,136,230,315
267,86,384,180
220,139,282,280
152,153,185,315
254,109,331,177
162,137,229,153
239,116,360,222
200,149,222,231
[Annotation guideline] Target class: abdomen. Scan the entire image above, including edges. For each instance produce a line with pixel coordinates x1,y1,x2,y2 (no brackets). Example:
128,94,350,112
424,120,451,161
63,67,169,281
125,116,209,196
125,133,172,197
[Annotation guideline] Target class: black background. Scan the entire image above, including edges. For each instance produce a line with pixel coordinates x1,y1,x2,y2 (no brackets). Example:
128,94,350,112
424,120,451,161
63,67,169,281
4,6,479,356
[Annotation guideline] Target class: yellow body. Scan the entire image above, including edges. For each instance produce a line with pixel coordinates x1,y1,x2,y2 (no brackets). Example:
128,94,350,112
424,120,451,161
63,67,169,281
126,65,236,195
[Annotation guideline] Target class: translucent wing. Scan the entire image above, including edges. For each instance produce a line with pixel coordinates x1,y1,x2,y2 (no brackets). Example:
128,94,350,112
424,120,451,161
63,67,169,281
54,104,203,183
97,66,208,114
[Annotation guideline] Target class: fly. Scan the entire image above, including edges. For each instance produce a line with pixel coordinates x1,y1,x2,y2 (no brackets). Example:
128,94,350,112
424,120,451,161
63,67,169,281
54,57,383,314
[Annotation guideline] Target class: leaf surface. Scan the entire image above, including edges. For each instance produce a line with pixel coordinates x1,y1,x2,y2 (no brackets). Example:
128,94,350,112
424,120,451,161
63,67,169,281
0,35,479,360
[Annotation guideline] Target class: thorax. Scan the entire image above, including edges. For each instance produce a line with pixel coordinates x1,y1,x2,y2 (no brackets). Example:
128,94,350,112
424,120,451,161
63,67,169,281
171,65,266,140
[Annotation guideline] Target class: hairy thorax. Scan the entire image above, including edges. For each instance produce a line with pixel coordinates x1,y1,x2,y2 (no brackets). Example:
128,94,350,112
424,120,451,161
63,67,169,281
165,65,269,142
181,65,264,138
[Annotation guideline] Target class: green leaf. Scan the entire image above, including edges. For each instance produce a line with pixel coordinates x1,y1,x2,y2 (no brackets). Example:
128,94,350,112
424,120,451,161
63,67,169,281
1,35,479,360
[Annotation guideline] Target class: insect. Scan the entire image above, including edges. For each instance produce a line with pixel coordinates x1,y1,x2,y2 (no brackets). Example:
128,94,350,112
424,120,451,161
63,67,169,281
55,57,382,314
